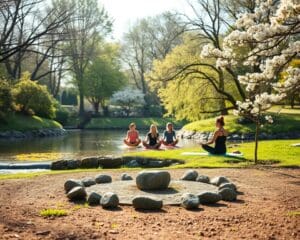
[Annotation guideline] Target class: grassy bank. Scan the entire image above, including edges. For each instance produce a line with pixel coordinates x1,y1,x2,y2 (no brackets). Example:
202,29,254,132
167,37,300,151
125,139,300,168
183,112,300,134
0,114,62,132
85,117,187,130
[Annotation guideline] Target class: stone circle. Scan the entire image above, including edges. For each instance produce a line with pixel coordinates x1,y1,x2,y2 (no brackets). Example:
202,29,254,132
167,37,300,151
67,186,87,200
181,193,199,209
218,188,237,201
198,191,221,204
100,192,119,208
180,170,198,181
95,174,112,184
87,192,101,205
64,179,83,193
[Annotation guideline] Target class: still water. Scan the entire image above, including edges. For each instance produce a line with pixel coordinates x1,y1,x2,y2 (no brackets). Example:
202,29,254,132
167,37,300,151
0,130,197,163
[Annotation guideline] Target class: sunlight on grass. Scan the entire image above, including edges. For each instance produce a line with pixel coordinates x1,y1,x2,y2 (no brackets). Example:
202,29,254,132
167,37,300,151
15,152,64,161
40,208,68,217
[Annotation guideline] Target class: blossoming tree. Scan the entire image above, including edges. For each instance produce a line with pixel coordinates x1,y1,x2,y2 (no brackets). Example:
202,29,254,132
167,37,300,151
201,0,300,162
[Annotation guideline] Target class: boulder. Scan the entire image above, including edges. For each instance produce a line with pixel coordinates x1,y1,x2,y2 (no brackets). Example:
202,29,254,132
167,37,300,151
218,188,237,201
67,186,87,200
64,179,83,193
146,160,167,168
98,156,123,168
196,175,210,184
81,157,99,168
181,193,199,209
120,173,133,181
51,160,68,170
87,192,101,205
136,170,171,190
100,192,119,208
82,177,96,187
67,160,81,169
210,176,230,186
198,191,222,204
132,196,163,210
180,170,198,181
126,160,140,167
95,174,112,184
219,182,237,192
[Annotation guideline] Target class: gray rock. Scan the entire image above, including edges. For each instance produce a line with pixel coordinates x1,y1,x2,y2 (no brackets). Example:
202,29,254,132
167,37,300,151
51,160,69,170
196,175,210,184
87,192,101,205
98,156,123,168
81,157,99,168
95,174,112,184
132,196,163,210
126,160,140,167
120,173,133,181
64,179,83,193
147,160,167,168
100,192,119,208
198,191,222,204
136,170,171,190
180,170,198,181
67,186,87,200
219,182,237,192
82,177,96,187
218,188,237,201
181,193,199,209
210,176,230,186
67,160,81,169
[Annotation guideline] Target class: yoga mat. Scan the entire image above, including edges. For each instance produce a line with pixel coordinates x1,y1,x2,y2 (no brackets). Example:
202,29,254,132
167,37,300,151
181,152,244,157
291,143,300,147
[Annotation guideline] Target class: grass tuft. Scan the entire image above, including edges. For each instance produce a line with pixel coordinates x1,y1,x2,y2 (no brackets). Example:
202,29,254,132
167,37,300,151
40,208,68,217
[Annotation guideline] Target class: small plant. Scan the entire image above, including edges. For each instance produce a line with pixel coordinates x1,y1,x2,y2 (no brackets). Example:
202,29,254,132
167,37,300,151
40,208,68,217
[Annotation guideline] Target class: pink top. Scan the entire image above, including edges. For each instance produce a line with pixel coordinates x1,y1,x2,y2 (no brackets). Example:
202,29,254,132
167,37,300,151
128,130,139,143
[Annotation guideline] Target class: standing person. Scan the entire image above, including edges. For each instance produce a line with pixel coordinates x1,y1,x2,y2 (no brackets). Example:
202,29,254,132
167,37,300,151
162,122,179,146
142,124,162,149
201,116,228,155
124,123,141,147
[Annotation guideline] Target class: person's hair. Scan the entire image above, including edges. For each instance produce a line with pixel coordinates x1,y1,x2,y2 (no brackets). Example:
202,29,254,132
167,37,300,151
129,122,135,129
166,122,173,130
216,116,225,126
149,124,158,137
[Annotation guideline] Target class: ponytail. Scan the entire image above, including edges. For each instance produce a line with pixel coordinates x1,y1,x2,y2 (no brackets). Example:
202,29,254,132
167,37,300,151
216,116,225,126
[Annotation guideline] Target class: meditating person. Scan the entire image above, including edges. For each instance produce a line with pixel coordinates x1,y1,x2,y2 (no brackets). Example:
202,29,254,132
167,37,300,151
201,116,228,155
162,122,179,146
124,123,141,147
142,124,162,149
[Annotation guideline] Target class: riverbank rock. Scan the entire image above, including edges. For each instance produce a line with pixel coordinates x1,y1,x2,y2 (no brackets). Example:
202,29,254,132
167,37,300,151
136,171,171,190
95,174,112,184
100,192,119,208
81,157,99,168
87,192,101,205
99,156,123,168
64,179,83,193
210,176,230,186
132,196,163,210
198,191,222,204
218,188,237,201
120,173,133,181
82,177,96,187
196,175,210,184
181,193,199,209
219,182,237,192
180,170,198,181
67,186,87,200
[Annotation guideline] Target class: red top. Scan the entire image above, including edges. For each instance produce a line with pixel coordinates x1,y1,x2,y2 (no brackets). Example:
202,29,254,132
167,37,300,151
128,130,139,143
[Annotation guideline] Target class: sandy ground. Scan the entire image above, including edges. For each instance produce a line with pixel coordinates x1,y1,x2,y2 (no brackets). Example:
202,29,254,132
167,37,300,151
0,168,299,240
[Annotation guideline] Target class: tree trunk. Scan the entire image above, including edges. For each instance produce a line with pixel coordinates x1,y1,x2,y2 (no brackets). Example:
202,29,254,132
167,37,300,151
93,102,99,114
79,90,85,116
254,122,259,164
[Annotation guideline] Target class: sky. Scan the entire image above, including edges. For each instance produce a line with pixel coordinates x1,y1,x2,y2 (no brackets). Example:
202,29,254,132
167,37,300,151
99,0,191,40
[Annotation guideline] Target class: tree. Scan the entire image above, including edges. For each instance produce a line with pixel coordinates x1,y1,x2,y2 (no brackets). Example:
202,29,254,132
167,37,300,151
84,44,126,115
56,0,112,115
110,88,145,117
204,0,300,163
0,78,13,120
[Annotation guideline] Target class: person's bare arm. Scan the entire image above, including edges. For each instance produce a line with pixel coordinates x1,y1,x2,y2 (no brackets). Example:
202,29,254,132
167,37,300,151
206,131,219,145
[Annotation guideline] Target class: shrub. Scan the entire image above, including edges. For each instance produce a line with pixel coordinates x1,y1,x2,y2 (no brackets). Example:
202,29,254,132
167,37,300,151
54,105,70,125
0,79,13,120
12,72,56,119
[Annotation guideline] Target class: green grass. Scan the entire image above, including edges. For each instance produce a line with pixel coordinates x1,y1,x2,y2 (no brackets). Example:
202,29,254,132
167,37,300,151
124,139,300,168
85,117,187,130
183,112,300,134
40,208,68,217
0,113,62,132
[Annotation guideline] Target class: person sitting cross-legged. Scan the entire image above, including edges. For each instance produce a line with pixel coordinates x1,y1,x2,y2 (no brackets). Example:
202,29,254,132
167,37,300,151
142,124,162,149
162,122,179,147
200,116,228,155
124,123,141,147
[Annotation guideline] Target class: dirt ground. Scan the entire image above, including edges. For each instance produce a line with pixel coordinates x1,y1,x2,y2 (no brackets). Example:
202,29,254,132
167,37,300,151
0,168,299,240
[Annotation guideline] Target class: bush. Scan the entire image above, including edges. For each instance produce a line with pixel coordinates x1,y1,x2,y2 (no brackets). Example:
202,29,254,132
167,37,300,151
0,79,13,120
12,72,56,119
54,106,70,125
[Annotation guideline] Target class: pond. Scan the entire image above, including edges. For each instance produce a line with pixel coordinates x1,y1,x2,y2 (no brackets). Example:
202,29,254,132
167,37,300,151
0,130,198,163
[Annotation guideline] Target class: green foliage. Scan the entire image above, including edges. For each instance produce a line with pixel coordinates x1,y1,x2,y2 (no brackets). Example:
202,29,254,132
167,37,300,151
40,208,68,217
125,139,300,168
12,72,56,119
61,89,78,105
54,106,70,125
85,117,187,129
0,113,62,132
0,79,13,120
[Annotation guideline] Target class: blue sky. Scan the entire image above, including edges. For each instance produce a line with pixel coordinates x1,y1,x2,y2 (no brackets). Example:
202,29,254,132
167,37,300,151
100,0,191,40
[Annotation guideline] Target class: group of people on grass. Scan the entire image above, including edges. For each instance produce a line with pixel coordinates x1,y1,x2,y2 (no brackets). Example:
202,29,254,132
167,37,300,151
123,116,228,155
